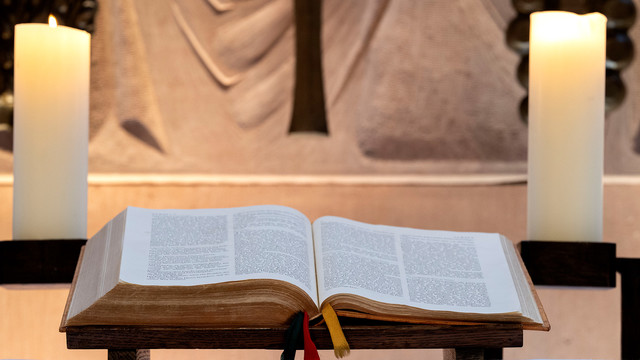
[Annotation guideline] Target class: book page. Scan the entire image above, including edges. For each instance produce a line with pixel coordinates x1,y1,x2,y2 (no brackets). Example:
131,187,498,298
119,205,318,305
314,217,522,315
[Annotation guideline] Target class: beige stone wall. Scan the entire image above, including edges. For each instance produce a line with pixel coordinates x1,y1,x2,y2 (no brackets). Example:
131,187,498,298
1,0,639,174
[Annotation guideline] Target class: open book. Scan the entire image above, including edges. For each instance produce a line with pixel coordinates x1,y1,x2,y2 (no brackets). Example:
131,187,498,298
61,205,547,330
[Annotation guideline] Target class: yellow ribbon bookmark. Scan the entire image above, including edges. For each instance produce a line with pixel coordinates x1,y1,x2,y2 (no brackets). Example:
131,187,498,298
321,304,350,358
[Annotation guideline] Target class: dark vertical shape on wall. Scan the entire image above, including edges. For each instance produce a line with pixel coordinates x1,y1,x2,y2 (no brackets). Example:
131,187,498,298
289,0,329,134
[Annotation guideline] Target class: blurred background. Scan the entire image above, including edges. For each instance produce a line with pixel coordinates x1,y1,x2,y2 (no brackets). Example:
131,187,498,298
0,0,638,358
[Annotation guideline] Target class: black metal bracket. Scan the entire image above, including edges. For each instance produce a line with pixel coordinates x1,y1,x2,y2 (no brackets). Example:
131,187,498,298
616,257,640,360
0,239,86,284
519,241,617,287
520,241,640,359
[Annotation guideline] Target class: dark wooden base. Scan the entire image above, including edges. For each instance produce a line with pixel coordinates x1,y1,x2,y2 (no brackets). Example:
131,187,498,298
65,323,522,350
0,239,86,284
519,241,616,287
67,322,520,360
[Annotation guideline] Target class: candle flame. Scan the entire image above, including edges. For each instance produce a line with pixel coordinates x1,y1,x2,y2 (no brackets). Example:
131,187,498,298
48,15,57,28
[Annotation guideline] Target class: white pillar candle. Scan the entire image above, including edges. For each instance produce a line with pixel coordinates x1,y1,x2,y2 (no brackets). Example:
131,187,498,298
12,16,90,240
527,11,606,242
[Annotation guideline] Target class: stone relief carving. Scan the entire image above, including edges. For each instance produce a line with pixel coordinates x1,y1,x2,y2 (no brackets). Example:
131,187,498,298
0,0,639,174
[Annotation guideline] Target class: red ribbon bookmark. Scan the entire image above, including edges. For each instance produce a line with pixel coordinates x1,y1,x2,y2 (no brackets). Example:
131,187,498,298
303,311,320,360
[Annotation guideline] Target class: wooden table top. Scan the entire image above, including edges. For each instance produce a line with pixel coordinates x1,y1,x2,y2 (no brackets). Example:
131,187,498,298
65,321,523,350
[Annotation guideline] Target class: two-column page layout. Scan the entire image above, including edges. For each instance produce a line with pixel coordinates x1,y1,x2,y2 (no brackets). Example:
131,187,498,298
63,205,546,329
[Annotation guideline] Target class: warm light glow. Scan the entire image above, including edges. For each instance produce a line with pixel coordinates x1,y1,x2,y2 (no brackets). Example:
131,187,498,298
48,15,57,28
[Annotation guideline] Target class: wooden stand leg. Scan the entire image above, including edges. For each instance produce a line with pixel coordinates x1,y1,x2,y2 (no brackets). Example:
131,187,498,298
483,348,503,359
443,348,502,360
443,348,484,360
108,349,150,360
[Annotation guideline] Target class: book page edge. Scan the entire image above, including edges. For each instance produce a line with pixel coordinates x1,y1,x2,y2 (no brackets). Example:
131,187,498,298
59,245,86,332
